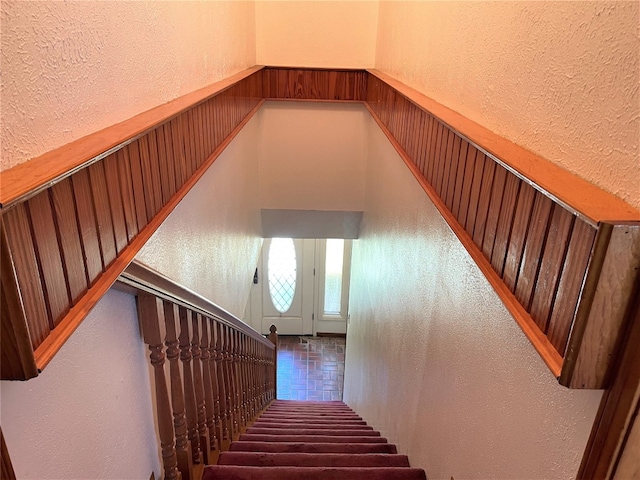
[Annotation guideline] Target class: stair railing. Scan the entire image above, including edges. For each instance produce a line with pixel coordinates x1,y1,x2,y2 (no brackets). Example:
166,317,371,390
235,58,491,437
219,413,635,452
118,261,277,480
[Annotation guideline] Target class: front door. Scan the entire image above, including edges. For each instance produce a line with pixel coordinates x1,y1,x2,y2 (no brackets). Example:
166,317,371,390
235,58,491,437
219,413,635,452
256,238,315,335
247,238,351,336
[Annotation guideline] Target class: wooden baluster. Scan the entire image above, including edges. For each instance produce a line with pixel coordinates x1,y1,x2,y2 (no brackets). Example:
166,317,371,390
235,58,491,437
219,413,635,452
163,302,193,480
178,307,201,465
199,316,219,463
231,329,242,433
251,338,259,417
258,342,265,408
190,312,210,464
222,324,238,440
137,294,181,480
249,338,258,418
214,321,231,450
258,344,267,410
207,319,224,452
239,333,249,429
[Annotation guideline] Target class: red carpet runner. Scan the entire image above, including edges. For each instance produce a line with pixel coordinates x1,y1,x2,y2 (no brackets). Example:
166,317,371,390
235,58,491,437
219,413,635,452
203,400,427,480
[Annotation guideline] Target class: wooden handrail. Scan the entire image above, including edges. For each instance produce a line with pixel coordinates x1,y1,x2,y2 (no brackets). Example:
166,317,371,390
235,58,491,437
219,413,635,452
0,66,264,209
118,261,274,348
128,262,276,480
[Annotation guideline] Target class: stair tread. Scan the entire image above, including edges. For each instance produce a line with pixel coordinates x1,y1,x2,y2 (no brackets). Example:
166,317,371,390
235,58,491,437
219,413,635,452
218,452,411,467
229,441,398,454
246,428,381,436
203,466,427,480
239,434,388,443
251,422,373,429
255,418,367,425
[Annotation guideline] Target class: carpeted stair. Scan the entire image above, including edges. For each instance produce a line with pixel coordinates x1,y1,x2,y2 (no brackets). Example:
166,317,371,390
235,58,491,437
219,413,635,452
203,400,426,480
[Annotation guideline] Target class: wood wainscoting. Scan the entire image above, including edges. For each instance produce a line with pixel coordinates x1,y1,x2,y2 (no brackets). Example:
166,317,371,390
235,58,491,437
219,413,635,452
1,66,264,379
1,66,639,393
365,70,640,389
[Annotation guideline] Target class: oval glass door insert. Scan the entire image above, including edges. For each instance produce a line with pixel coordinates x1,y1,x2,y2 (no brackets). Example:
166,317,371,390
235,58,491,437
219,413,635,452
267,238,297,313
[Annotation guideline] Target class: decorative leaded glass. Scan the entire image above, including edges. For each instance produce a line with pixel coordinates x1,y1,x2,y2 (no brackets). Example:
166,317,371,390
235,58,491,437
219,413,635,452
268,238,297,313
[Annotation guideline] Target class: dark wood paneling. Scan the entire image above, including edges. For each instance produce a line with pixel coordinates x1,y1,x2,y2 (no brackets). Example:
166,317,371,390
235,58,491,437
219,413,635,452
465,150,487,237
126,140,150,230
514,192,553,309
457,143,478,229
26,191,70,327
529,206,575,331
444,135,462,211
503,183,536,291
138,134,161,219
547,219,597,355
87,162,118,269
103,153,128,254
116,147,139,242
472,156,496,248
2,205,50,348
50,179,88,303
482,164,508,261
490,173,521,276
262,68,367,101
70,168,104,285
1,222,39,379
451,140,469,219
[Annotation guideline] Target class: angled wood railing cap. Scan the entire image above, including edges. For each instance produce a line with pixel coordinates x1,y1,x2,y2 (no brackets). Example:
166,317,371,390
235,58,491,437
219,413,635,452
0,65,264,209
367,69,640,225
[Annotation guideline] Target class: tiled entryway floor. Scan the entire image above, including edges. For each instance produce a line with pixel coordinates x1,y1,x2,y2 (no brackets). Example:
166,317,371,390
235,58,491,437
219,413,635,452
276,336,346,401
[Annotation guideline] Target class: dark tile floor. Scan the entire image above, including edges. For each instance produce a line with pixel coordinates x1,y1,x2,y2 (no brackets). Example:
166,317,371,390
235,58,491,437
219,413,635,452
276,336,346,401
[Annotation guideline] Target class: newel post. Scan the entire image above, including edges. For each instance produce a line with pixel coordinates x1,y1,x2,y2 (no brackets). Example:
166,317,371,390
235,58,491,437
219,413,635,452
137,293,181,480
268,324,278,401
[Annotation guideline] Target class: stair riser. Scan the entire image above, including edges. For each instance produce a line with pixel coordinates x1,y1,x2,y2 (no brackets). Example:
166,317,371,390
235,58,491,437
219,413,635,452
229,442,398,454
251,423,373,430
246,429,381,437
203,466,427,480
239,435,388,443
254,419,367,425
218,452,411,467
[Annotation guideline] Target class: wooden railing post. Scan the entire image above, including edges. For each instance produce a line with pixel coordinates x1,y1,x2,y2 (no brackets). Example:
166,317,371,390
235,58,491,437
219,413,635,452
137,293,181,480
269,324,278,400
163,302,193,480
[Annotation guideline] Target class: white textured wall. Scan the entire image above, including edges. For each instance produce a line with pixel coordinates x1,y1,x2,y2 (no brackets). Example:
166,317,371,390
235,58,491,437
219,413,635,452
343,116,603,479
256,0,378,68
1,0,256,171
135,114,262,318
258,102,368,211
375,1,640,209
0,289,160,480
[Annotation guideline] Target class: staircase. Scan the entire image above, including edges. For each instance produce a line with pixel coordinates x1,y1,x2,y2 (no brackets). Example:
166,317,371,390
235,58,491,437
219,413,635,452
203,400,427,479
